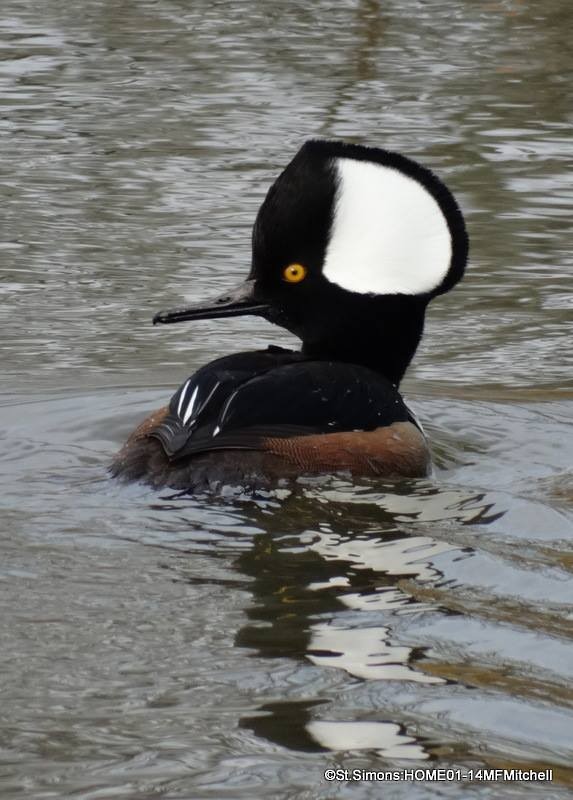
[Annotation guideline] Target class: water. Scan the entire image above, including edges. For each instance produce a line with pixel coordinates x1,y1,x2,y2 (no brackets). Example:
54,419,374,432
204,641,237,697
1,1,572,797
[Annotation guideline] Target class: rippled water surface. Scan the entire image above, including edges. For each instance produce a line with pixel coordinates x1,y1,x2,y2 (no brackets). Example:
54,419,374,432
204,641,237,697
1,1,572,798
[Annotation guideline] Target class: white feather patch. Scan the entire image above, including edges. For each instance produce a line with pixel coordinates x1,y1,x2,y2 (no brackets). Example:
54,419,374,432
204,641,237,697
323,158,452,295
182,385,199,424
177,380,191,417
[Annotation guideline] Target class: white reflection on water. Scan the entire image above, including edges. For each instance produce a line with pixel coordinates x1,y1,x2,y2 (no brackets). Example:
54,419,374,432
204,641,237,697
308,623,444,684
310,531,457,582
307,720,428,760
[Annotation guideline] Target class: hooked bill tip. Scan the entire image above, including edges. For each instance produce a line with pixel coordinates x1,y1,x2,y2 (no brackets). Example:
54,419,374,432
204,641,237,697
153,309,183,325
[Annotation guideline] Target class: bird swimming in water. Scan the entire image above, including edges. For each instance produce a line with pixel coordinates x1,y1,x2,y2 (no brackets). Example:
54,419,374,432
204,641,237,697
111,140,468,492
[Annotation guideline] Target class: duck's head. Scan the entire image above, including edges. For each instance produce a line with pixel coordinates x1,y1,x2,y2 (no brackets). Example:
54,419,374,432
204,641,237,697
154,140,468,385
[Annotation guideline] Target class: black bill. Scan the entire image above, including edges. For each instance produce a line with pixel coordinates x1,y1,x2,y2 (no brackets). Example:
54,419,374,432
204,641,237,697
153,279,269,325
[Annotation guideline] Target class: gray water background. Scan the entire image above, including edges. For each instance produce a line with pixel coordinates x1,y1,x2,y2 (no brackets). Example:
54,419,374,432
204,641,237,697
1,1,572,798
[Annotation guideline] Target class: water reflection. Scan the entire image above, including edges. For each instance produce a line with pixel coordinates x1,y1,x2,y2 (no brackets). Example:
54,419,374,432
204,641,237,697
242,702,428,761
307,622,443,684
307,720,427,761
229,484,503,759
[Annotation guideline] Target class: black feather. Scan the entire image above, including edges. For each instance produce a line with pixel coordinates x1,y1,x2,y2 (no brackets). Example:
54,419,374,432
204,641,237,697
150,348,416,462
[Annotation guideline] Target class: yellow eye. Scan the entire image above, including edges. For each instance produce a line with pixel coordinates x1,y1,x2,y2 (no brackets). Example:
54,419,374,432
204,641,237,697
282,263,307,284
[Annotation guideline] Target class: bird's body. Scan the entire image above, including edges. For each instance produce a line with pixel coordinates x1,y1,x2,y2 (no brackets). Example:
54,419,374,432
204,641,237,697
112,348,430,490
111,140,468,492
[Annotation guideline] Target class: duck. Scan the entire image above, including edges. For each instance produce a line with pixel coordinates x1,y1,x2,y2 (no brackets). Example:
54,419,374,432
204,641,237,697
111,139,468,492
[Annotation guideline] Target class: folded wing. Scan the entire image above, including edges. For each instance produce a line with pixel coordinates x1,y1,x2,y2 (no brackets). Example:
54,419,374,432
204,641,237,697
151,350,416,461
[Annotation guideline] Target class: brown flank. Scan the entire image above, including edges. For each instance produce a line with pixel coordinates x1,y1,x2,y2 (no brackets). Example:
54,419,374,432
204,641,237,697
113,405,430,483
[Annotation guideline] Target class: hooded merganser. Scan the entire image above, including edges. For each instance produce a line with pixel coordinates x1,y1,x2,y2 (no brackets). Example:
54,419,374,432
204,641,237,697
111,140,468,491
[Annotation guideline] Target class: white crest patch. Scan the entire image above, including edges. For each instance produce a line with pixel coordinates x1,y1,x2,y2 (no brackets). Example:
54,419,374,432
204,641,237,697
323,158,452,295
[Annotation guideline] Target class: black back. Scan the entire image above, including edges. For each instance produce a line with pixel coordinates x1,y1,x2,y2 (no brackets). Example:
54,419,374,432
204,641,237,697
151,348,416,461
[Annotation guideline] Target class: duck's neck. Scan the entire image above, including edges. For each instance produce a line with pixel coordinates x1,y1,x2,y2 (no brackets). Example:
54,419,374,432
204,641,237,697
301,295,427,387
